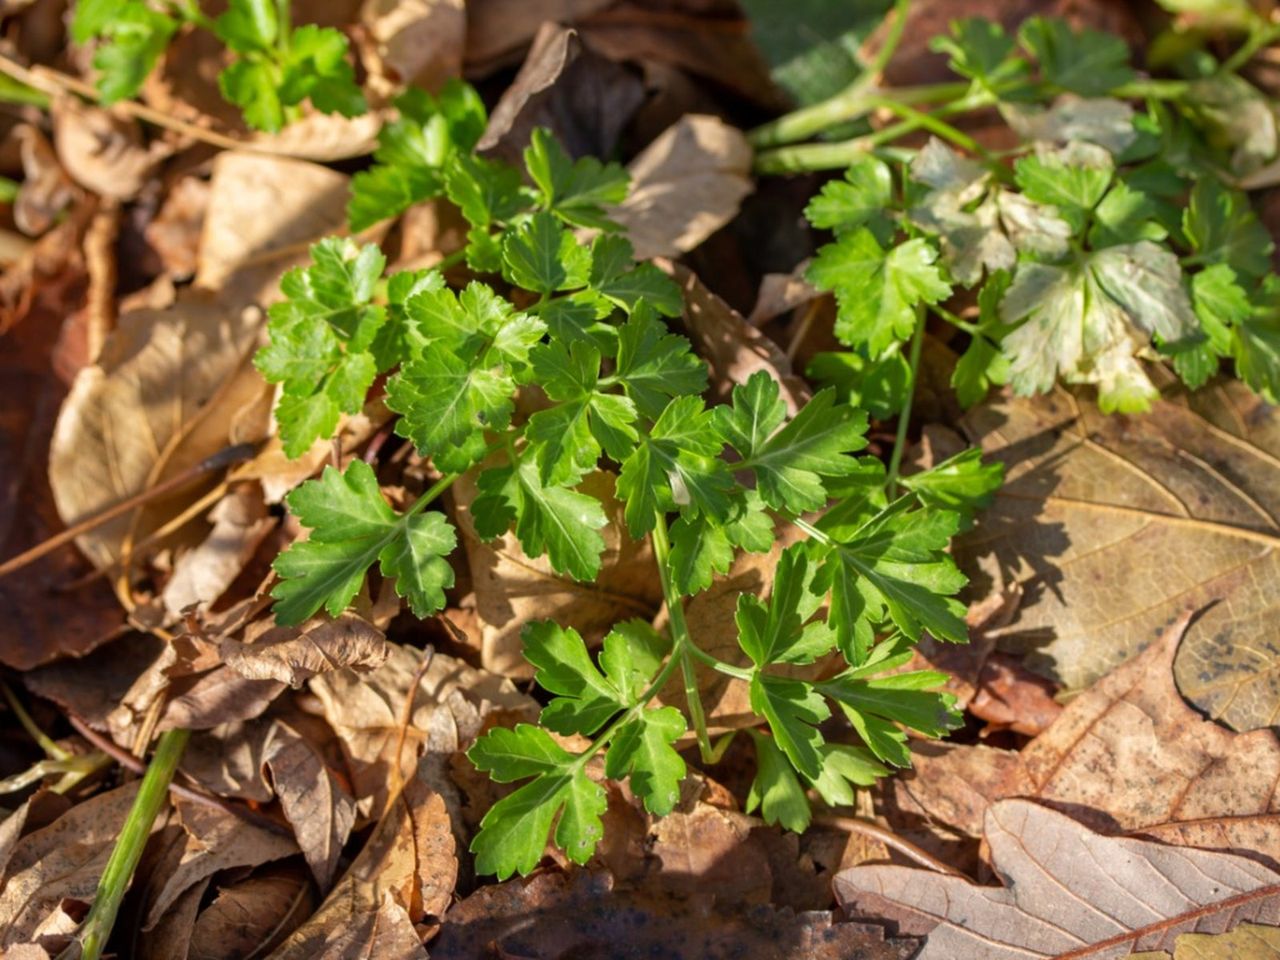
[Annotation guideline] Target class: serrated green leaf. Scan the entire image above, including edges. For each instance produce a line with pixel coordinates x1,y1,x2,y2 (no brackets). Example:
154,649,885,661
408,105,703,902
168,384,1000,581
444,154,526,229
746,731,812,833
214,0,276,53
616,395,731,537
900,448,1004,528
806,349,912,420
586,235,682,317
749,674,829,779
804,155,893,236
807,743,889,807
1184,178,1274,279
930,17,1029,90
613,311,707,420
722,375,870,514
808,229,951,356
270,460,455,624
278,25,366,117
471,459,608,581
606,706,686,815
819,668,962,767
525,128,629,230
1014,149,1113,230
736,544,834,668
502,211,593,294
1018,16,1134,96
80,3,177,104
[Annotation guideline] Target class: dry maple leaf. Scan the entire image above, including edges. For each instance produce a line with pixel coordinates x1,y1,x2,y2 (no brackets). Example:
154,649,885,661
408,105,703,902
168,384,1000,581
959,386,1280,732
836,799,1280,960
892,613,1280,867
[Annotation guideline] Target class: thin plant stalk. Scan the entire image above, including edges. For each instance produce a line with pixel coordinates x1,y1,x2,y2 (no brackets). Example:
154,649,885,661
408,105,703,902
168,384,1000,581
66,728,191,960
885,307,926,498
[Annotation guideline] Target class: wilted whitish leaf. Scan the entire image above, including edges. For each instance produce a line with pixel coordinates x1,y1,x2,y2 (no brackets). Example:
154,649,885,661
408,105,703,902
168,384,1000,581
1003,96,1137,155
911,137,988,198
993,190,1072,258
1186,74,1278,174
1000,242,1197,412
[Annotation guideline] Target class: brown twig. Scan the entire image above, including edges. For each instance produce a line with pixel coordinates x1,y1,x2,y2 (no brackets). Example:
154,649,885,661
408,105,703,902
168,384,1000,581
0,443,255,580
815,813,969,879
388,645,434,810
83,198,120,363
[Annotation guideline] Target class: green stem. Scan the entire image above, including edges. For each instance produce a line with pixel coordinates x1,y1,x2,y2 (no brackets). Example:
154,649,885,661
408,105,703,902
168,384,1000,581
649,518,714,762
1,682,69,761
885,307,926,498
69,728,191,960
274,0,292,54
753,93,994,175
792,515,832,546
1221,21,1280,75
685,643,753,681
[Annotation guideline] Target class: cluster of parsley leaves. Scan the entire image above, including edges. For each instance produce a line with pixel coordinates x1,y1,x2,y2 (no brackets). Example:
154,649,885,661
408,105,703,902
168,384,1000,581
250,84,1003,880
799,16,1280,415
71,0,365,131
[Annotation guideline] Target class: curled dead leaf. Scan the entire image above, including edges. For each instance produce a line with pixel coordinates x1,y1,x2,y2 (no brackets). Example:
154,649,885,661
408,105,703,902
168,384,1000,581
51,97,169,201
360,0,465,97
220,613,389,688
12,124,75,237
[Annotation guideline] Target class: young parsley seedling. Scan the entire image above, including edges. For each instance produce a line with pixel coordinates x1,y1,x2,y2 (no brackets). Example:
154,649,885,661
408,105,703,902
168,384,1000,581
253,84,1003,879
71,0,365,131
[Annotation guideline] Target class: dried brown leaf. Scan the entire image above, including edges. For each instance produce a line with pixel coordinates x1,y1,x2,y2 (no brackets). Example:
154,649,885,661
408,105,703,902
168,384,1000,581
220,613,389,688
893,615,1280,868
454,470,663,677
836,799,1280,960
361,0,464,96
48,292,264,570
13,124,75,236
51,96,168,201
0,784,139,948
143,795,298,929
431,870,906,960
308,644,535,817
610,116,752,261
262,720,357,889
161,484,276,617
186,863,316,960
463,0,612,72
959,388,1280,731
265,774,455,959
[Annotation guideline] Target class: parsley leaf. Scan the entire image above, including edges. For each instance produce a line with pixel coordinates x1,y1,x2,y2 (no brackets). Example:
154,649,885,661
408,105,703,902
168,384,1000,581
718,373,870,514
1018,16,1135,96
616,395,732,537
254,239,387,458
270,460,456,625
1184,178,1274,279
612,310,708,420
502,211,594,294
467,725,605,879
808,228,952,356
74,1,178,104
746,731,812,833
525,128,630,230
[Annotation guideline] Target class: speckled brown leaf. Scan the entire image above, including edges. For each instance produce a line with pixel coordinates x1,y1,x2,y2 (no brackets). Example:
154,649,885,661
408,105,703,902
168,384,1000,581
220,613,389,688
837,799,1280,960
142,795,299,929
431,870,907,960
47,292,264,571
265,773,454,959
959,387,1280,731
610,116,752,262
186,864,316,960
308,643,535,817
262,720,357,889
454,470,663,678
892,615,1280,868
0,784,139,948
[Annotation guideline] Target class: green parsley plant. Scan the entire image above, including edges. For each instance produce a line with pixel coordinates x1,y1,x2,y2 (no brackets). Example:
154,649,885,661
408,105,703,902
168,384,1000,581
254,88,1003,879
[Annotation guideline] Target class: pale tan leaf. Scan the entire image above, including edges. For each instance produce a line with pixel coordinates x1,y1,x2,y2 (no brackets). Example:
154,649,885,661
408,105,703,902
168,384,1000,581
454,470,663,678
263,721,357,889
158,667,286,732
195,152,351,308
161,484,276,617
12,124,75,236
836,799,1280,960
47,293,264,570
220,614,389,688
610,115,752,261
959,388,1280,731
51,97,169,201
463,0,612,72
0,784,140,948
